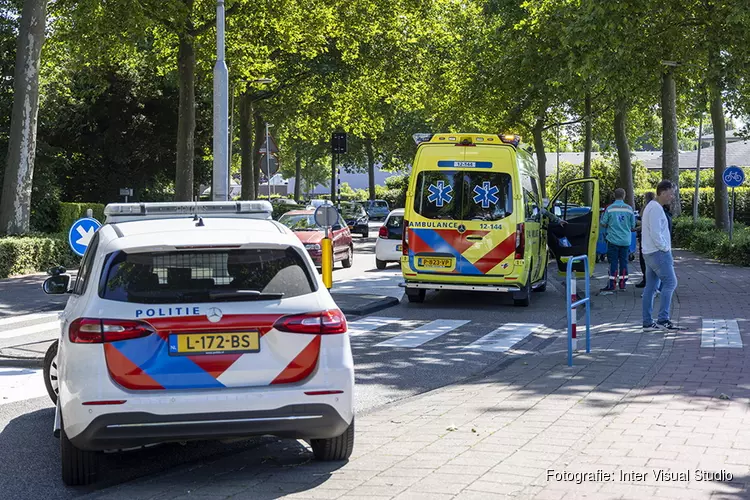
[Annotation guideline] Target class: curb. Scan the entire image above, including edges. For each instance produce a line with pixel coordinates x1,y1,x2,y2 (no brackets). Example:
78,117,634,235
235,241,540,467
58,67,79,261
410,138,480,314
0,356,44,368
333,294,401,317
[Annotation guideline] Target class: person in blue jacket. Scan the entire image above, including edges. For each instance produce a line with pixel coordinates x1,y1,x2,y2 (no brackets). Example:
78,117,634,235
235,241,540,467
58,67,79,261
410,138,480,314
600,188,637,291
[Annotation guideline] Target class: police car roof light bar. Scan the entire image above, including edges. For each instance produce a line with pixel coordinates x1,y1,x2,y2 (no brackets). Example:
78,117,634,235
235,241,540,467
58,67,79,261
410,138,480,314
103,201,273,222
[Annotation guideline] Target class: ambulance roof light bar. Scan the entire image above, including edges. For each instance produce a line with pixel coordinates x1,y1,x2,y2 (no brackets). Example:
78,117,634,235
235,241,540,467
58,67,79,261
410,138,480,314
498,134,521,147
412,133,434,145
103,201,273,223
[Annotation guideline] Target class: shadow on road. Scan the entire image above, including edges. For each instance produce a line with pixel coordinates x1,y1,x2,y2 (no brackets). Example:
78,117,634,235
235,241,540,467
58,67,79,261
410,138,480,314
0,406,341,498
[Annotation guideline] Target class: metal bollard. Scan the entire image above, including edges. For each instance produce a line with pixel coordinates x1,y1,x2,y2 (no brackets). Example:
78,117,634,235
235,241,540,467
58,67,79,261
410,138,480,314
321,237,333,289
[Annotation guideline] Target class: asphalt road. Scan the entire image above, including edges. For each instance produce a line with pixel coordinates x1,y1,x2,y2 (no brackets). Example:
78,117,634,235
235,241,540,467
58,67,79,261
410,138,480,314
0,220,577,499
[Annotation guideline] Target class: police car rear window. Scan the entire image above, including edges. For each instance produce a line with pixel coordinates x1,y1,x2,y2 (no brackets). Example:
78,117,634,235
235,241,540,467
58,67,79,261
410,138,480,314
98,247,315,304
413,171,513,221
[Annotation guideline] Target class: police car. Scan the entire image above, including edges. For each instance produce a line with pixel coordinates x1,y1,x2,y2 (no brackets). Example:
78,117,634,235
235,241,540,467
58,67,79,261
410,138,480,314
42,201,355,486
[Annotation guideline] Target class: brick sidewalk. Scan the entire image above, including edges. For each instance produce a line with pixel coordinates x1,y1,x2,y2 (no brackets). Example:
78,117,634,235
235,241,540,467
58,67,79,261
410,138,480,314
84,250,750,500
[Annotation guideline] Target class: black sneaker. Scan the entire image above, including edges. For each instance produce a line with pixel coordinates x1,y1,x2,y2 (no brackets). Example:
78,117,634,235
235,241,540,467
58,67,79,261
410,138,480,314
657,320,686,331
635,281,646,288
643,322,662,331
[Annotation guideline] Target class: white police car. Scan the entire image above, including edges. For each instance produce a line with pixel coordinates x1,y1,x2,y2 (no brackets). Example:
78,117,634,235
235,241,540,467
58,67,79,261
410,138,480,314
43,201,355,486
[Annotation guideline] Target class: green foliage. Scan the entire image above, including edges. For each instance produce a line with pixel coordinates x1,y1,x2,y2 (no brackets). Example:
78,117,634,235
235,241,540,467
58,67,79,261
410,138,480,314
554,158,651,204
0,233,80,279
635,187,750,225
374,173,409,209
57,203,106,233
674,217,750,267
272,203,306,221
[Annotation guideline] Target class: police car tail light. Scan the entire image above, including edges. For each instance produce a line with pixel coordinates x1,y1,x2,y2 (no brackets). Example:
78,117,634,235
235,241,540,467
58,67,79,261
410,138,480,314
70,318,155,343
515,223,525,259
273,309,347,335
378,226,388,238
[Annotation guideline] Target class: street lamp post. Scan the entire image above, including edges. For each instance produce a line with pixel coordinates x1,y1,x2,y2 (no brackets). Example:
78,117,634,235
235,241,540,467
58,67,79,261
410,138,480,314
266,122,273,200
212,0,229,201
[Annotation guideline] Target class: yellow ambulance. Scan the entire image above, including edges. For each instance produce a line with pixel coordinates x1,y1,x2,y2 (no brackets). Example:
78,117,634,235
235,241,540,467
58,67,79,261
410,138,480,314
400,133,599,306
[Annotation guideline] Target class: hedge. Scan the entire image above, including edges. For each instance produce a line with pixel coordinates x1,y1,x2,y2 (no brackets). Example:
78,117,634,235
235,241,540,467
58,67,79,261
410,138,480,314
0,233,80,279
673,217,750,267
635,187,750,225
57,202,106,233
272,203,307,220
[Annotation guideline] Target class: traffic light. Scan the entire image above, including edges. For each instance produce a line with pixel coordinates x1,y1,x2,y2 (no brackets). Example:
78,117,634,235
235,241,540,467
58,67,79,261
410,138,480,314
331,132,347,154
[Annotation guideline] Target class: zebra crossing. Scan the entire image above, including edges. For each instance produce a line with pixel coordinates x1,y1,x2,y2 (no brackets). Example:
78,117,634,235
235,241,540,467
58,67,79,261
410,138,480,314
348,316,550,352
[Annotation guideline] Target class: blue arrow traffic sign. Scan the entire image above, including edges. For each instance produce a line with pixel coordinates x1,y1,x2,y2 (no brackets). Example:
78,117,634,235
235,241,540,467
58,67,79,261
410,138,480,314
723,166,745,188
68,217,101,257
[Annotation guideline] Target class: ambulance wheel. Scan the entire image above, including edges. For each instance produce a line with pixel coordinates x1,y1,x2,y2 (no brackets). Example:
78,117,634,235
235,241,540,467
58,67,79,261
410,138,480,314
513,271,532,307
376,258,387,270
534,267,548,293
61,426,99,486
311,418,355,461
406,289,425,303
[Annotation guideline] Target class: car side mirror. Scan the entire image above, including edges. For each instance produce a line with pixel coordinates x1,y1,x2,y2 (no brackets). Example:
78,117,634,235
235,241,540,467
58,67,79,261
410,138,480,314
43,275,71,295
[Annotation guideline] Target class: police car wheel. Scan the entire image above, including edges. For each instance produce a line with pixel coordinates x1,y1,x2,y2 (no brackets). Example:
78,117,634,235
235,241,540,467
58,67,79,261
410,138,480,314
61,426,99,486
361,229,369,238
311,418,355,461
376,258,387,270
342,247,353,268
43,340,59,405
406,289,425,303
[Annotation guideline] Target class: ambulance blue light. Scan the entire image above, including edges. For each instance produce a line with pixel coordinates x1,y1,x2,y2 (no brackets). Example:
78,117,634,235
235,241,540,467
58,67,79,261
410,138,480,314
412,133,434,145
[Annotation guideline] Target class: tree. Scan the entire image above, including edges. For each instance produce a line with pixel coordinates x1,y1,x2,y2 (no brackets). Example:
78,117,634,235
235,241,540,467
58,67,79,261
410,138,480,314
0,0,47,234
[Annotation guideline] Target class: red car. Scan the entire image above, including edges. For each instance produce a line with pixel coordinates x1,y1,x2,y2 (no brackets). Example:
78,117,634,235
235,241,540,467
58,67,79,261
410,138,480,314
278,210,354,268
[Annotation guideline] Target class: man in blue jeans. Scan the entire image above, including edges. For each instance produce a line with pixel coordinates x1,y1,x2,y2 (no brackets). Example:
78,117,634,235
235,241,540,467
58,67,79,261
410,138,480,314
642,180,685,331
600,188,636,292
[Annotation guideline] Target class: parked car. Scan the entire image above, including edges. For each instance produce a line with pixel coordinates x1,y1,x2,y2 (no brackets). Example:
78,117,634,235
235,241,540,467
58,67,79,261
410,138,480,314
307,199,333,210
278,210,353,268
41,201,354,486
271,198,299,206
365,200,390,220
375,209,405,269
340,201,369,238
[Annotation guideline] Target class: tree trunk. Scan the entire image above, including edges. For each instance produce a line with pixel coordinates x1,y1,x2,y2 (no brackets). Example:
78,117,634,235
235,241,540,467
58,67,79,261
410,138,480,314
175,32,196,201
0,0,47,235
661,67,681,215
294,149,301,202
365,136,376,201
252,109,264,199
614,98,635,208
239,92,254,200
583,93,593,206
709,77,729,230
532,118,547,199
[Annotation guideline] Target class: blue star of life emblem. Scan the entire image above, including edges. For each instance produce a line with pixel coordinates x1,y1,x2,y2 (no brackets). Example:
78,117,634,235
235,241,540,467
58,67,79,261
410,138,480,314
472,181,500,208
427,181,453,207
